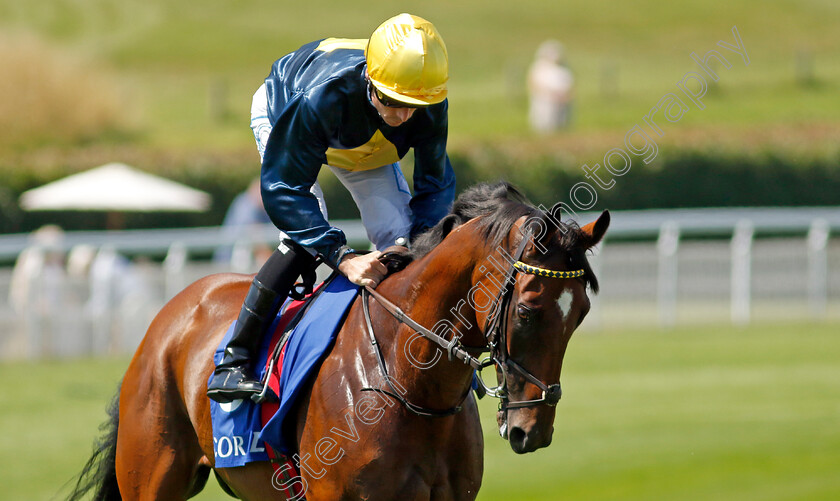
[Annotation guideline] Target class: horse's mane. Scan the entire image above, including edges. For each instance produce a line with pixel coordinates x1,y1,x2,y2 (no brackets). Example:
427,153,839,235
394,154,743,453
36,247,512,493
410,182,599,293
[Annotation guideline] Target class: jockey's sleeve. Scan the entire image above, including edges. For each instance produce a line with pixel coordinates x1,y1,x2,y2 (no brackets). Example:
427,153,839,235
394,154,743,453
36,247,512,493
409,101,456,239
260,96,347,260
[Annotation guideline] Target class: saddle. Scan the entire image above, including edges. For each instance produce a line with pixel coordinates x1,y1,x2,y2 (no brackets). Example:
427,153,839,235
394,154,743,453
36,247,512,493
257,246,413,496
258,244,413,410
263,244,413,389
208,246,413,497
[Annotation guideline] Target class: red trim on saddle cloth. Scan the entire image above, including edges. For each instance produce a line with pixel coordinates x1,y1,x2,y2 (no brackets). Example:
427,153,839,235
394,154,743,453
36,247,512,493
265,443,305,499
261,340,304,499
259,285,323,500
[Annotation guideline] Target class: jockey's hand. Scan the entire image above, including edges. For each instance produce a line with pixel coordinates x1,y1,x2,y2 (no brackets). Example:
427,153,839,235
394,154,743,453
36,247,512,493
338,251,388,288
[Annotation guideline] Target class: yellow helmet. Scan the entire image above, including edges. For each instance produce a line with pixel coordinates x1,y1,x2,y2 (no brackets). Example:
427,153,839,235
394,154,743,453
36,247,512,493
366,13,449,106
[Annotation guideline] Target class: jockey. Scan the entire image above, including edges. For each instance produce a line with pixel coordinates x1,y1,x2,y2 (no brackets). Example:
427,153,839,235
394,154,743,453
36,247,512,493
208,13,455,403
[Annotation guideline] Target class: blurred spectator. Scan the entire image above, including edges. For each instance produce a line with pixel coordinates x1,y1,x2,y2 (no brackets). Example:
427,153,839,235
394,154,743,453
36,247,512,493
67,244,153,353
67,244,150,318
213,178,273,269
8,225,66,356
527,40,574,132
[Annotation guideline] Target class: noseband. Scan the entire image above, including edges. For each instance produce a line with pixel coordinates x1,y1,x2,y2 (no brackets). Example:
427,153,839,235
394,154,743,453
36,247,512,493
360,228,584,417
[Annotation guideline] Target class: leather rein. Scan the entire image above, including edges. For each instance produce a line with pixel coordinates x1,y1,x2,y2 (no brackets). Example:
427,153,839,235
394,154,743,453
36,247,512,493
359,228,585,418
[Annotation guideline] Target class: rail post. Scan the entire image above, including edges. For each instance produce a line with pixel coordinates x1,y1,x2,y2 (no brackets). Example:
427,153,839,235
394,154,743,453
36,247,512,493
807,219,829,317
730,220,754,325
164,242,188,301
657,221,680,328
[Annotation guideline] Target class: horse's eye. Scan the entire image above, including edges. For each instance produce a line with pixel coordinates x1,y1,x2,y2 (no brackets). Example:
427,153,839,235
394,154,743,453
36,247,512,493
517,304,533,322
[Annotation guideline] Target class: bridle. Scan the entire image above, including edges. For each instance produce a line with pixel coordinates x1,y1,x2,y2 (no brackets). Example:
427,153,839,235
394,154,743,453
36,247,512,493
478,229,583,412
360,228,585,417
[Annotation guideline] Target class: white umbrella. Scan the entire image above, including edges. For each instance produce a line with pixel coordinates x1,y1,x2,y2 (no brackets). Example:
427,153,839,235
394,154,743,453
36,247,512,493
20,162,211,212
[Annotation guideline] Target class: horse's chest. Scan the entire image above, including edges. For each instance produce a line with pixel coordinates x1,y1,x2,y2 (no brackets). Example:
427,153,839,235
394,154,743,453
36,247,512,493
301,413,480,500
346,447,477,500
349,420,481,499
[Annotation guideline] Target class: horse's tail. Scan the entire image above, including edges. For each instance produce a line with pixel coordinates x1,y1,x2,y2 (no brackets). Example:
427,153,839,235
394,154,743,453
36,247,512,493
66,384,122,501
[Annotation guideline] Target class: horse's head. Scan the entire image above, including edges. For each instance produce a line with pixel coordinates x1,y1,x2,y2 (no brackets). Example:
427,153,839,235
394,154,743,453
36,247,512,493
485,206,609,453
411,182,609,453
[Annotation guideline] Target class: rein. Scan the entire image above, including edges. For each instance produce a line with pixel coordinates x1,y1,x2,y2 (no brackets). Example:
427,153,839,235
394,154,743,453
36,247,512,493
360,288,476,417
358,228,585,418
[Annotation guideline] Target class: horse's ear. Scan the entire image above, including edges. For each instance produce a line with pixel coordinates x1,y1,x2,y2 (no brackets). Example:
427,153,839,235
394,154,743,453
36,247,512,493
548,201,564,221
580,210,610,249
439,214,461,239
536,208,559,250
543,201,567,239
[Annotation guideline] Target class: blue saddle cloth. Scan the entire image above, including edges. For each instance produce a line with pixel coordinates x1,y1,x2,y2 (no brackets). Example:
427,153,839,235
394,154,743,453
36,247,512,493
209,275,359,467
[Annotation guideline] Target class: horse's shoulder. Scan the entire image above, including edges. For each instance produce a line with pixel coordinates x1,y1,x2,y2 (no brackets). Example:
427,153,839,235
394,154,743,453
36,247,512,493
194,272,254,290
144,273,252,348
177,272,254,304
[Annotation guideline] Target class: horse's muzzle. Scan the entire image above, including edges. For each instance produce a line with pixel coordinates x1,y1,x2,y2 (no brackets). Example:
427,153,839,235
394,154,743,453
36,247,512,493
507,425,554,454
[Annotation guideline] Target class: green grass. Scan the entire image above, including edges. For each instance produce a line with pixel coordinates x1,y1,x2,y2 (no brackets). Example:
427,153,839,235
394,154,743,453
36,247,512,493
2,322,838,500
478,322,840,500
1,0,839,153
0,357,127,500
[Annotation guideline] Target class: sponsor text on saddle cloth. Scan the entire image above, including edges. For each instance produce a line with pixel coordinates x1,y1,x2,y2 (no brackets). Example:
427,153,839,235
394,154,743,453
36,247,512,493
208,274,360,467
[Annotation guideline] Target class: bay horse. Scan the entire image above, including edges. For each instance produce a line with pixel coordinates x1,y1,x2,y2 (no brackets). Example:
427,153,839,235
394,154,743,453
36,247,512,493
69,182,609,500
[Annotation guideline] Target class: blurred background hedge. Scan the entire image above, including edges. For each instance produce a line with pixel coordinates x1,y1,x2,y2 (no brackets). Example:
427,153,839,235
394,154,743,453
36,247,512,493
2,146,838,234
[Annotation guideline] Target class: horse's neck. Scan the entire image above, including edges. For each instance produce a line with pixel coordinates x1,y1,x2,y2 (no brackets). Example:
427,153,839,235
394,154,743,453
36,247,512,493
372,227,488,409
388,224,490,344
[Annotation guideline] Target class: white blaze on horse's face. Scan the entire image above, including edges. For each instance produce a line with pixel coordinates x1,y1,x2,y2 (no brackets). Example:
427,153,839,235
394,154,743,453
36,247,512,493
556,288,574,323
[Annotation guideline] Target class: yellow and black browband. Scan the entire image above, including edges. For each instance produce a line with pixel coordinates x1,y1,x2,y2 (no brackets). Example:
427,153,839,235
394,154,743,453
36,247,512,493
513,261,585,279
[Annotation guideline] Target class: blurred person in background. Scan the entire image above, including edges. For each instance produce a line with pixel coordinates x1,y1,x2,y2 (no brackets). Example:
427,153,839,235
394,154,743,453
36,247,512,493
8,225,66,356
67,244,153,353
527,39,574,132
213,177,273,268
208,13,456,402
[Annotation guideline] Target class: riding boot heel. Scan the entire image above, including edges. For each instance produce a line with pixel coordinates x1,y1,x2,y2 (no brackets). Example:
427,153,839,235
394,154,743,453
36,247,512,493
207,280,279,403
207,243,317,403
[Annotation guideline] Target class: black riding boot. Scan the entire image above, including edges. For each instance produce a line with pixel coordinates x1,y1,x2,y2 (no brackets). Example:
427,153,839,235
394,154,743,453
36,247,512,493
207,241,316,403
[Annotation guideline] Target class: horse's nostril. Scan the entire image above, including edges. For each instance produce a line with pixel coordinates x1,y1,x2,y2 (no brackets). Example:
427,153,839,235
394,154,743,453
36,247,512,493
509,426,526,447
